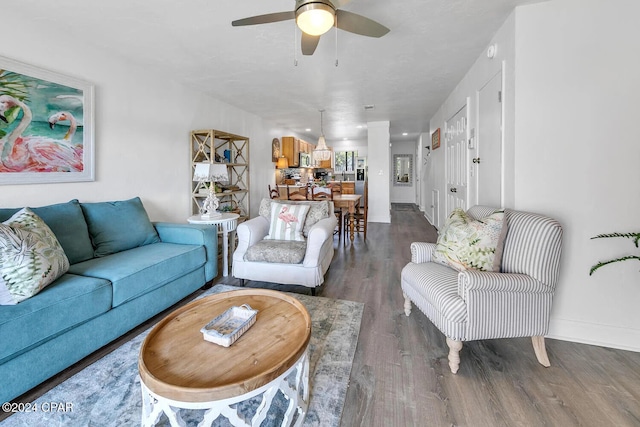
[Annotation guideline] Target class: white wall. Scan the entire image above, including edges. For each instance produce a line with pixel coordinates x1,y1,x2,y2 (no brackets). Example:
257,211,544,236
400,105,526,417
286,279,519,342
330,139,368,157
1,9,272,222
514,0,640,351
390,140,418,203
367,121,391,223
426,13,516,228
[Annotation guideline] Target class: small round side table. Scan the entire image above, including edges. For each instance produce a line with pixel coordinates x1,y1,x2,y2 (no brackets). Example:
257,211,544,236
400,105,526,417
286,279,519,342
188,213,239,277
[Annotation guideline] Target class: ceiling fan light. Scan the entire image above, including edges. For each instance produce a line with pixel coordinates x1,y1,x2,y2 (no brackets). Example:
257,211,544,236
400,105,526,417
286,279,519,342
296,3,335,36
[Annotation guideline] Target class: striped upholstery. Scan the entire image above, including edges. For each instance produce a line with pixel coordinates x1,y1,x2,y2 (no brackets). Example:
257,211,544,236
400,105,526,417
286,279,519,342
501,210,563,289
401,262,467,323
402,205,563,343
410,242,436,263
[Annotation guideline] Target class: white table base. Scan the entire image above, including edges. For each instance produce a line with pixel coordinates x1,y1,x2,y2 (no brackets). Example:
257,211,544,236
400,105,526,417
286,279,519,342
187,214,238,277
140,350,309,427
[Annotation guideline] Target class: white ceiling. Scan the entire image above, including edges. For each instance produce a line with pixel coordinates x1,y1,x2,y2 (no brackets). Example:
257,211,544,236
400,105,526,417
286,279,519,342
14,0,541,144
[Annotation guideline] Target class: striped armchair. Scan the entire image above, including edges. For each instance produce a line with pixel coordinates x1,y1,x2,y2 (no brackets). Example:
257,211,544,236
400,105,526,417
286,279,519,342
401,206,563,373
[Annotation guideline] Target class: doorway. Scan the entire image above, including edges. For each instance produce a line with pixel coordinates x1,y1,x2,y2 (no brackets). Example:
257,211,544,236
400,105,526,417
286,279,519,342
445,104,468,215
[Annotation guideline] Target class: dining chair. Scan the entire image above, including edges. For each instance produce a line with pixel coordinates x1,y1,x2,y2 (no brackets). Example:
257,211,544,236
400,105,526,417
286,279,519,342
311,186,332,201
287,185,307,200
329,184,343,237
345,180,367,239
268,185,280,199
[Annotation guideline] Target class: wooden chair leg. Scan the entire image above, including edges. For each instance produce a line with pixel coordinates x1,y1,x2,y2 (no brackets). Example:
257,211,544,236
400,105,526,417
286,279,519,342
446,338,463,374
403,292,412,316
532,336,551,367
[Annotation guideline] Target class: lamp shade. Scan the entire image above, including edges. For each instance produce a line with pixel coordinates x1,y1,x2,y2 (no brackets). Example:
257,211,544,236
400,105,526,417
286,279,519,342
313,136,332,161
193,163,229,182
296,3,335,36
276,156,289,169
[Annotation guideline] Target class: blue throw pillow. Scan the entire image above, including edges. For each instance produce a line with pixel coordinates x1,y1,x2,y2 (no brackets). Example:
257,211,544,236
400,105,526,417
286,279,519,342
80,197,160,257
0,200,94,265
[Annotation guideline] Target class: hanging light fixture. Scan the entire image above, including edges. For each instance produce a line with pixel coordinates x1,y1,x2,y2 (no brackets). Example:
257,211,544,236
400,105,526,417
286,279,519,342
296,1,335,36
313,109,332,162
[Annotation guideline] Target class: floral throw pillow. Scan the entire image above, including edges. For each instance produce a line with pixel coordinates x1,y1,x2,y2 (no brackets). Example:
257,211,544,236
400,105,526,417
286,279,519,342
265,203,310,242
0,208,70,305
432,208,507,272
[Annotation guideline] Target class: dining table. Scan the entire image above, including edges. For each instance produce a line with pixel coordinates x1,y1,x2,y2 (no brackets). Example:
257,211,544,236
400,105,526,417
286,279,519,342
332,194,362,241
276,191,362,241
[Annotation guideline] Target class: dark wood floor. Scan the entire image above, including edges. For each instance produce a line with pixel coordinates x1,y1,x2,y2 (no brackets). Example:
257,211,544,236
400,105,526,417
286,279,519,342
5,204,640,426
222,204,640,427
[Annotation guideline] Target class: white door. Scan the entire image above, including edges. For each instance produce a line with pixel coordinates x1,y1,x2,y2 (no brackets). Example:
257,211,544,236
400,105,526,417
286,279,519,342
445,104,468,214
477,71,503,207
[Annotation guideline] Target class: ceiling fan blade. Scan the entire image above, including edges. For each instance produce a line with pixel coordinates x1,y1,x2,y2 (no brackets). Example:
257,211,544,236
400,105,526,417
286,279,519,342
331,0,352,7
301,32,320,55
335,9,390,38
232,11,295,26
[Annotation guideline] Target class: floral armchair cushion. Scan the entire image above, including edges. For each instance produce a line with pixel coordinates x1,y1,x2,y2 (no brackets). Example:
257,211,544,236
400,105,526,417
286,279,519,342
432,208,507,272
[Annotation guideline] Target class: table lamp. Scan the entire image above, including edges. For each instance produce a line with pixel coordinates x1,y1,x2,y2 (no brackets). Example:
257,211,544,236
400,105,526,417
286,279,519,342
193,162,229,219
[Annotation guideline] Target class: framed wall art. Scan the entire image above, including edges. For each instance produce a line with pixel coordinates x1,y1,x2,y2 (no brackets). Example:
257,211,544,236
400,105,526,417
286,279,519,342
0,56,94,184
431,128,441,150
271,138,280,162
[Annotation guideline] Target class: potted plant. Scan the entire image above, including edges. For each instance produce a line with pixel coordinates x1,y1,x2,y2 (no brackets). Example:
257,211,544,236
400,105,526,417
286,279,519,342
589,232,640,275
219,201,241,215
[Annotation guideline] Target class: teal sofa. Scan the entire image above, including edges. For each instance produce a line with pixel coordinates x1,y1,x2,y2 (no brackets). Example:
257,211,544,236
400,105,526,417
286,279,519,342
0,198,217,403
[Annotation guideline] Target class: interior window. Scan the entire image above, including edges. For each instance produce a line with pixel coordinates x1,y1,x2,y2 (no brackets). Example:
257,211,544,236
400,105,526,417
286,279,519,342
334,151,357,172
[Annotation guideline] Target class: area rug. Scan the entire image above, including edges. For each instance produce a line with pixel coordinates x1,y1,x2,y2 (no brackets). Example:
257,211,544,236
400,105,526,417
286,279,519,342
2,285,363,427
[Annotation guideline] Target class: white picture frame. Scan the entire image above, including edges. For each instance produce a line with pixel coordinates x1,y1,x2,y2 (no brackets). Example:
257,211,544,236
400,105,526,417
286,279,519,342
0,56,95,184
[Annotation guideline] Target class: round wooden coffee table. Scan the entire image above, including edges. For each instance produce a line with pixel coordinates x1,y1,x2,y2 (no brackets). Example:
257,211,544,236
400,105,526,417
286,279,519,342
138,289,312,427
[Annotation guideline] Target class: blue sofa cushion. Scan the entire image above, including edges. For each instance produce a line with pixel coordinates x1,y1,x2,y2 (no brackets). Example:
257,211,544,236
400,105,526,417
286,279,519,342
0,273,112,364
80,197,160,257
68,242,205,307
0,200,94,264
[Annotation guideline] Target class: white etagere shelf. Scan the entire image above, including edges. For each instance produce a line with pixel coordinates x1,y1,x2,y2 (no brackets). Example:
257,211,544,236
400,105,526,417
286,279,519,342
190,129,250,221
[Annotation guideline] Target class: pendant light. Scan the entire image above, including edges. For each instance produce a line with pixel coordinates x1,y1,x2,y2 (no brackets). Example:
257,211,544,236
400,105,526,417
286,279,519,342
313,109,332,162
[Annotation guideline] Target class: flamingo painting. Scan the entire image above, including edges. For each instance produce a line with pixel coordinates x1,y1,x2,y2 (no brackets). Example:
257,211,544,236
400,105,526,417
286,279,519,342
278,206,299,228
48,111,77,141
0,95,83,173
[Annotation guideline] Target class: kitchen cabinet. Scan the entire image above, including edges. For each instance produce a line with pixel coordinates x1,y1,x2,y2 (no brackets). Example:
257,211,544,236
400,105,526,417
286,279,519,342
317,147,333,169
282,136,331,169
282,136,300,167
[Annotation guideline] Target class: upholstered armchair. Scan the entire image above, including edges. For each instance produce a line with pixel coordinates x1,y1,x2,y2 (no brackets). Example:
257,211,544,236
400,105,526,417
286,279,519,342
232,198,337,294
401,206,563,373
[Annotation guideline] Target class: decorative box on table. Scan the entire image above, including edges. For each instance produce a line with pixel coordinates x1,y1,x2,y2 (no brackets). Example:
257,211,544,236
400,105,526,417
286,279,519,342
200,304,258,347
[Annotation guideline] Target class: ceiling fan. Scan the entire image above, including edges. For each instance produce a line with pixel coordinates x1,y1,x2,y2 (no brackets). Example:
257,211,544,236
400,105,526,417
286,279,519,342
231,0,390,56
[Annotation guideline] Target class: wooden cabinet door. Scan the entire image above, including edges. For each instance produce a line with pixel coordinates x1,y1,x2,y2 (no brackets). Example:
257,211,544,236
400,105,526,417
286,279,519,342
341,181,355,194
282,136,300,167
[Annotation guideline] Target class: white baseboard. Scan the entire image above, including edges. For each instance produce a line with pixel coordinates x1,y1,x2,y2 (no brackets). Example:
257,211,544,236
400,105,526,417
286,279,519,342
424,212,435,228
368,213,391,223
548,317,640,353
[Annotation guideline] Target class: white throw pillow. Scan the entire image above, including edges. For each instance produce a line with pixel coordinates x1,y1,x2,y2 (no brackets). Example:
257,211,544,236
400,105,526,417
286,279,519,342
0,208,70,305
265,203,310,242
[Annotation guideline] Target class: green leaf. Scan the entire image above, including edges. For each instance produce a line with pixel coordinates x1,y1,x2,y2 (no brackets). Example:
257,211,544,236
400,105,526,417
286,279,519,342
590,255,640,275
